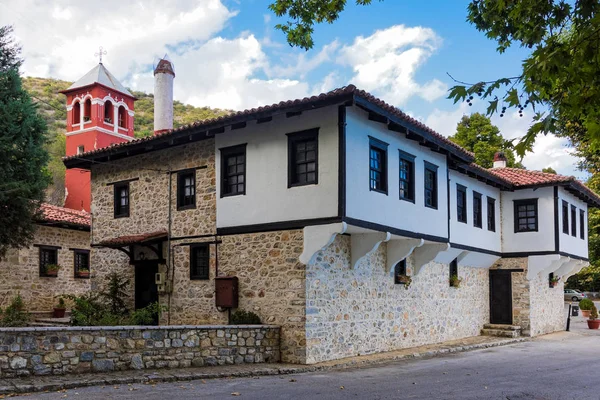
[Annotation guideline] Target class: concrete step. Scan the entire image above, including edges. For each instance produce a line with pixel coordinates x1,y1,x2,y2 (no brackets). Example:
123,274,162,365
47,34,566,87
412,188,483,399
481,328,521,338
34,317,70,326
483,324,522,331
27,321,69,328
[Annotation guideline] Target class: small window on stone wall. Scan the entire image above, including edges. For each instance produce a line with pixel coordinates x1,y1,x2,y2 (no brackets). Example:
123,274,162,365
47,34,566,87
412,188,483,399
549,272,559,288
449,259,461,288
190,244,210,280
394,260,407,284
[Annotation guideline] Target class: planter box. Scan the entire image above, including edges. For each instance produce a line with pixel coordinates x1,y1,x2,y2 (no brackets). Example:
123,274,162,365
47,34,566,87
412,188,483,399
587,319,600,329
53,308,66,318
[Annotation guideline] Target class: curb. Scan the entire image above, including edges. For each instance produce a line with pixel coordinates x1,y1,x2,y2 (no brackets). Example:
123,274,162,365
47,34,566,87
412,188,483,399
0,337,527,395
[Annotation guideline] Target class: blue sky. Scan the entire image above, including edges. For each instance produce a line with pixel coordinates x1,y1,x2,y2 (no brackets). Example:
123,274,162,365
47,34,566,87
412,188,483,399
0,0,578,176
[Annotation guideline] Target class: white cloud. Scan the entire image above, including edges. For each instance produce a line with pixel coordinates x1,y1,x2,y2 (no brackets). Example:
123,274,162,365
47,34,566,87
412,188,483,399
337,25,446,105
268,40,340,79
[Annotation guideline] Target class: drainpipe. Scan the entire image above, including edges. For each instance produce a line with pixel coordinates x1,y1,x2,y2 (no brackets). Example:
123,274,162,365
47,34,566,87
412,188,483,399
166,171,173,325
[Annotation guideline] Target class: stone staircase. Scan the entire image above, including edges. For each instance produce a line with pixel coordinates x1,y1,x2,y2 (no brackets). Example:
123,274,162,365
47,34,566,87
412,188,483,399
481,324,522,338
27,311,71,328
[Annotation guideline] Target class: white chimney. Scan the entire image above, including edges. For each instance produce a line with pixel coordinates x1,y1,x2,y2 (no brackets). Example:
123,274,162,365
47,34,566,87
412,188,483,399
153,56,175,135
493,151,507,169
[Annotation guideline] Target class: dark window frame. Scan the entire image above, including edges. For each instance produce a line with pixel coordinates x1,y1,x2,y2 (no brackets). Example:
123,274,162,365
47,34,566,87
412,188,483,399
514,198,539,233
449,259,458,287
113,182,130,218
190,243,210,280
487,197,496,232
39,246,58,277
562,200,569,234
473,191,482,228
423,161,438,209
287,128,319,187
369,137,388,194
177,169,196,211
456,184,467,223
73,250,90,279
394,260,407,284
571,205,577,237
398,150,415,202
580,209,585,240
220,144,247,198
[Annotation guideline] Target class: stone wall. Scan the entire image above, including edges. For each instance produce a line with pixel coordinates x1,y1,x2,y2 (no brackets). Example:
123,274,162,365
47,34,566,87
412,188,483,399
305,236,489,364
490,258,530,331
529,274,565,336
0,225,91,311
162,230,306,364
0,325,280,378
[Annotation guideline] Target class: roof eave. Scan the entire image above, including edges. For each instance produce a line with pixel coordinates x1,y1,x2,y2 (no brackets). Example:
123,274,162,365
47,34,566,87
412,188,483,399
59,82,137,100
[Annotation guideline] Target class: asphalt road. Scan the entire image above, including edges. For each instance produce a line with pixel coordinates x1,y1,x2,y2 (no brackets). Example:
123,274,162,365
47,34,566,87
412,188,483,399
17,331,600,400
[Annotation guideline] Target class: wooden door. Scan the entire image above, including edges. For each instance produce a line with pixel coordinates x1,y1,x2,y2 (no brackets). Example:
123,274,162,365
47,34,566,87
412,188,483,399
135,262,158,312
489,270,512,325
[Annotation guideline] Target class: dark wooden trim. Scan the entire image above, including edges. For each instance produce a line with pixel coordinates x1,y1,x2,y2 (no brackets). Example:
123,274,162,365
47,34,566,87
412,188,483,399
256,116,272,124
342,217,448,243
169,165,207,175
177,240,222,247
580,209,586,240
449,242,502,257
220,143,247,198
286,111,302,118
554,186,559,251
217,217,343,236
570,204,577,237
473,191,482,229
368,136,388,195
170,233,218,241
456,183,467,224
513,198,538,233
487,196,496,232
446,163,451,238
176,169,197,211
423,161,438,210
69,248,90,253
502,250,588,261
398,150,416,203
491,269,525,273
338,105,347,218
106,177,139,187
231,122,246,130
287,128,319,188
189,243,210,280
113,181,130,218
489,269,513,325
33,244,62,250
562,199,570,234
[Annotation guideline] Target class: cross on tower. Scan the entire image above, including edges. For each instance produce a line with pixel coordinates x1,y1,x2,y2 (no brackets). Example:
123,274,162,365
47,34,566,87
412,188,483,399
94,46,107,64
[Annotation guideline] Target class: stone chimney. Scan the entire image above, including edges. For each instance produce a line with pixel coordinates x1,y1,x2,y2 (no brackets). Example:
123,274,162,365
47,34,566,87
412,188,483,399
153,56,175,135
493,152,507,169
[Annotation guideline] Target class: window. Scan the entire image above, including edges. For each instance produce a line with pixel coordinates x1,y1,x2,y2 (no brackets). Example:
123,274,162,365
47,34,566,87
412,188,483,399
74,250,90,278
449,259,458,287
514,199,538,232
114,182,130,218
39,247,58,277
487,197,496,232
398,150,415,202
580,210,585,239
73,101,81,125
394,260,407,284
456,184,467,223
562,200,569,234
221,144,246,197
118,105,127,128
83,98,92,122
177,170,196,210
424,161,438,209
104,101,113,123
473,192,482,228
288,129,318,187
77,145,85,155
190,244,210,280
571,205,577,237
369,137,388,194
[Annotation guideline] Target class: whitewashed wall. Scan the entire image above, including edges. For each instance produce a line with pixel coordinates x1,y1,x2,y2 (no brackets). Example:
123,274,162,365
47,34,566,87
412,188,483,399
448,171,501,252
500,187,555,253
345,107,448,239
557,187,588,258
216,106,339,228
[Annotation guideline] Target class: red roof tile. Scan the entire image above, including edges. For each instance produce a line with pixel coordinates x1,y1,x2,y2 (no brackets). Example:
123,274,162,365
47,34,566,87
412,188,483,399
97,230,168,247
38,203,90,228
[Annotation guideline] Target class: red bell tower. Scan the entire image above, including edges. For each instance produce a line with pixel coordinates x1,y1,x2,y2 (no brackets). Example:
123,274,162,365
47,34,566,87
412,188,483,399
60,59,136,211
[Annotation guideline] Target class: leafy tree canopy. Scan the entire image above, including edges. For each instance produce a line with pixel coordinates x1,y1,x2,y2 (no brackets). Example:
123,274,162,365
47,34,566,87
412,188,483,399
448,0,600,157
541,167,557,174
0,26,51,257
449,113,523,169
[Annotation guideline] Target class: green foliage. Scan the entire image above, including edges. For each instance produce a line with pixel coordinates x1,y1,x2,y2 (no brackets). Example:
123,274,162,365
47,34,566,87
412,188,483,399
269,0,382,50
0,28,51,257
230,310,262,325
100,272,130,315
129,302,162,326
449,274,463,288
55,297,65,309
541,167,557,174
579,298,594,311
448,113,523,168
447,1,600,157
590,304,598,320
0,26,21,72
0,294,29,327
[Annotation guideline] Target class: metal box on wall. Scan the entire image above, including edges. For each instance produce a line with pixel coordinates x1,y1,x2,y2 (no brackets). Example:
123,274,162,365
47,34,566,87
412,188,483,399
215,276,239,308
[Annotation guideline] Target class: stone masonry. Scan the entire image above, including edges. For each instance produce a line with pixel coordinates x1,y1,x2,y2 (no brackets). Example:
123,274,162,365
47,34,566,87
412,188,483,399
490,258,530,331
305,236,490,364
0,225,91,311
0,325,280,378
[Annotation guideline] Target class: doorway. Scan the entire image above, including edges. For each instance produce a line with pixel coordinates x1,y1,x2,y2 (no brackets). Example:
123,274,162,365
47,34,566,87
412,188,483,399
135,261,159,311
489,270,513,325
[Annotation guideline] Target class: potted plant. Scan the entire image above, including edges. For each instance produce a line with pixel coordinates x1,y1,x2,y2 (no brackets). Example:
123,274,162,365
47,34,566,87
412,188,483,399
579,298,594,318
549,276,560,287
395,274,412,289
53,297,66,318
449,274,463,288
45,264,61,277
77,268,90,278
587,304,599,329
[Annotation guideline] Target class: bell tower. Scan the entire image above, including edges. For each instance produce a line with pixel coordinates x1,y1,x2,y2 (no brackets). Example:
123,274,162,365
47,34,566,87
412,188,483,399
60,52,136,211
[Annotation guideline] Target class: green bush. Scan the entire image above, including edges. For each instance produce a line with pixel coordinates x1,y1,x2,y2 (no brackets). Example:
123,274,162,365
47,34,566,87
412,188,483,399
590,304,599,320
230,310,261,325
100,272,130,315
0,294,29,327
579,298,594,310
129,302,162,326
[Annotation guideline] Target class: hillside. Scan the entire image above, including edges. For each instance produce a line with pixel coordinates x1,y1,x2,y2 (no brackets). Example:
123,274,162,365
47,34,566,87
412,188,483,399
22,77,230,206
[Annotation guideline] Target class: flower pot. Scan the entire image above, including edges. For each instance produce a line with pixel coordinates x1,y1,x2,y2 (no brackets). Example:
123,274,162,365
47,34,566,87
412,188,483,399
581,310,591,318
587,319,600,329
45,271,58,277
77,271,90,278
53,308,66,318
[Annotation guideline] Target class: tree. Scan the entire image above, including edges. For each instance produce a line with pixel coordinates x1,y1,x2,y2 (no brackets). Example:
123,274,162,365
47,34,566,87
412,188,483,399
541,167,557,174
269,0,381,50
0,26,50,257
449,113,522,169
447,1,600,157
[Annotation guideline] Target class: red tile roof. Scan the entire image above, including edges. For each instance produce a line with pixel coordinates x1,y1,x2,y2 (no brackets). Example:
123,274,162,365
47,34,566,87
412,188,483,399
38,203,90,228
63,84,474,165
96,230,168,247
